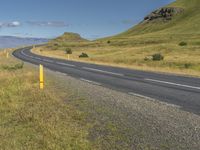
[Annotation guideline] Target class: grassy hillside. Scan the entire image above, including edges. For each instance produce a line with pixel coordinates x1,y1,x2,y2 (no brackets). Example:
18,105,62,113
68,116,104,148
35,0,200,77
166,0,200,33
113,0,200,37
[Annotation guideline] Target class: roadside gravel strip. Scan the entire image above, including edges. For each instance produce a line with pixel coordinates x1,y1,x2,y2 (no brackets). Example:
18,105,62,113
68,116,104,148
45,69,200,150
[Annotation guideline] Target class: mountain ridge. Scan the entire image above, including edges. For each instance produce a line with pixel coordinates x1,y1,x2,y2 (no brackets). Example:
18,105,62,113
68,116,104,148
0,36,49,49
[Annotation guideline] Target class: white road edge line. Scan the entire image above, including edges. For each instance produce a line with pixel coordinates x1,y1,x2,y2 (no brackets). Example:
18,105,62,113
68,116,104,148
128,92,181,108
82,67,124,76
145,78,200,90
56,62,75,67
80,78,101,86
21,49,55,63
128,92,155,101
21,49,76,67
57,72,68,76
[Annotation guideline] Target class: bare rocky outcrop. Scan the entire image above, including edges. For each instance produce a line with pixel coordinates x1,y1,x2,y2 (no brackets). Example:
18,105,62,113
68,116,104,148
144,7,184,22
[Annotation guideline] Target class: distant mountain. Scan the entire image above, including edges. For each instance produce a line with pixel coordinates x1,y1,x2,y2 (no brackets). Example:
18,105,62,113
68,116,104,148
0,36,49,49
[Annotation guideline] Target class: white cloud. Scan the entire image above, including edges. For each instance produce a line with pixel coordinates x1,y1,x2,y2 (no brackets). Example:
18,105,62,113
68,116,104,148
27,21,68,27
11,21,21,26
0,21,21,28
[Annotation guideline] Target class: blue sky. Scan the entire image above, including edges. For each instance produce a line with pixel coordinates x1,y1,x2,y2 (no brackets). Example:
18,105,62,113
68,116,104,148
0,0,174,39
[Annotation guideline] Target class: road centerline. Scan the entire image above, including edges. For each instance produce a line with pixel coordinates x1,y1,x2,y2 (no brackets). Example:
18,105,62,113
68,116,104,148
82,67,124,76
80,78,102,86
145,78,200,90
13,48,200,115
21,50,32,58
56,62,76,67
43,59,54,63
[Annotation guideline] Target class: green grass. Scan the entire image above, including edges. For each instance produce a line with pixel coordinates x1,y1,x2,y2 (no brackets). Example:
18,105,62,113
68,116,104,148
112,0,200,36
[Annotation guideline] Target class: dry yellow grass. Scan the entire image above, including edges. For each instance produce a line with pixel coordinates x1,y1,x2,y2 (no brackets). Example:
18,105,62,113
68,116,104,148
33,43,200,77
0,50,94,149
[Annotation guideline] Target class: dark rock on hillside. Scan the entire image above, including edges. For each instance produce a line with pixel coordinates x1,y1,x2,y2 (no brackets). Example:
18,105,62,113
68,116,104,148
144,7,184,22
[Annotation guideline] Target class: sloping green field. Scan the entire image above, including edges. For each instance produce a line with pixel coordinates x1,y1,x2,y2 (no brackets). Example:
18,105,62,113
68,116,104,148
112,0,200,37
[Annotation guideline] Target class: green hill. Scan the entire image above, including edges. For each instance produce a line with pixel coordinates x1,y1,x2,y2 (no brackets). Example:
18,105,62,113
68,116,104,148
52,32,88,43
46,32,89,50
115,0,200,36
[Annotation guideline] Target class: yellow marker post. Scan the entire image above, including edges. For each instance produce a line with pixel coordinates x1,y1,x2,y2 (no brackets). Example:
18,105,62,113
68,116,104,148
39,64,44,90
67,54,70,60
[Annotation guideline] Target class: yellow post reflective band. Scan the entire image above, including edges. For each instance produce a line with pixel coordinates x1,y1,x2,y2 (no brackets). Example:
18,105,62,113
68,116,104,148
39,64,44,89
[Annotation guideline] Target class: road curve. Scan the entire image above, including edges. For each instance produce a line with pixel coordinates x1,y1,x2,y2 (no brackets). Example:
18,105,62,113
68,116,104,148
13,47,200,115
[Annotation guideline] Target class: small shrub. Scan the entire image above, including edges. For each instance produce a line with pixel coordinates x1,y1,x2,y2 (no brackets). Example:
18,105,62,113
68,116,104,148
152,53,164,61
1,62,24,71
179,42,187,46
193,41,200,46
107,40,111,44
65,48,72,54
184,63,192,69
14,63,24,69
79,53,89,58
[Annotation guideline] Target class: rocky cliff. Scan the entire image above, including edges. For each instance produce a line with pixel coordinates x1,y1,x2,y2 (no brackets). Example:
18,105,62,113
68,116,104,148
144,7,184,22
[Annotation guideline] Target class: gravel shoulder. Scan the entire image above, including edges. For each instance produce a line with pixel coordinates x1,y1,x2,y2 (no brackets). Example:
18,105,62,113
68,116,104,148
44,68,200,150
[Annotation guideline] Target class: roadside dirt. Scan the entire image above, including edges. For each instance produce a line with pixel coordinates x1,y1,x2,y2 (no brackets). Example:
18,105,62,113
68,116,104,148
45,69,200,150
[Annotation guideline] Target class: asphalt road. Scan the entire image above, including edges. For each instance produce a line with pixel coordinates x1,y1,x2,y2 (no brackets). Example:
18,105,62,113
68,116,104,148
13,47,200,115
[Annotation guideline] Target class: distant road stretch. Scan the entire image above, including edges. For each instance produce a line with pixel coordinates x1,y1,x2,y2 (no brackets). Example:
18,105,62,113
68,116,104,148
13,47,200,115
